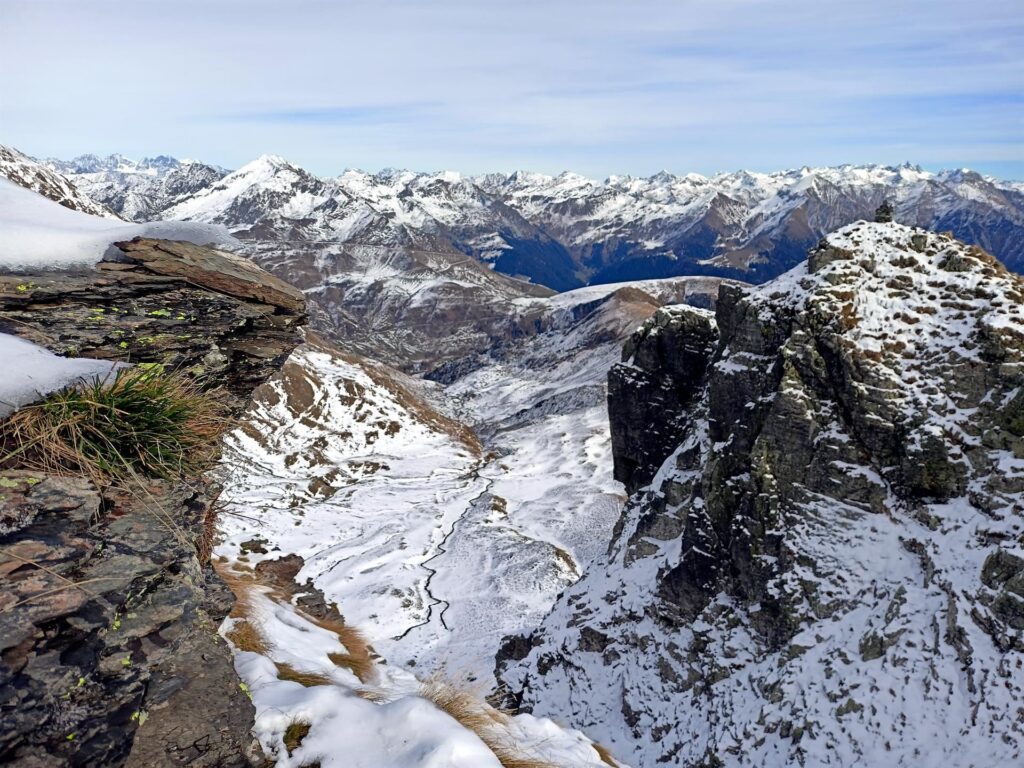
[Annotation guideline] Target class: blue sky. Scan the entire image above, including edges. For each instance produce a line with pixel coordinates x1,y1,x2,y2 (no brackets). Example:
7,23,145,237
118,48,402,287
1,0,1021,178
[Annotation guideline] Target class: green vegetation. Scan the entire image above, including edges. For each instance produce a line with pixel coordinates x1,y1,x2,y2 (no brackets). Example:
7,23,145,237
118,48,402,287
0,367,226,482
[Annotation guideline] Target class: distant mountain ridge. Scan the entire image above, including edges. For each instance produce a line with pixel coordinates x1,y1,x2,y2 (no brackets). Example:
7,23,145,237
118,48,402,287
37,151,1024,288
0,146,117,218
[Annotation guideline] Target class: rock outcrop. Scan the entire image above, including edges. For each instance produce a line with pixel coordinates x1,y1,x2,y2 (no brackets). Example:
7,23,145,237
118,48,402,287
608,305,718,493
0,240,305,766
496,221,1024,767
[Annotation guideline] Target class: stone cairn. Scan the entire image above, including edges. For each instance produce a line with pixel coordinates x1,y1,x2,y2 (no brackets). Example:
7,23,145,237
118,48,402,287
874,199,895,223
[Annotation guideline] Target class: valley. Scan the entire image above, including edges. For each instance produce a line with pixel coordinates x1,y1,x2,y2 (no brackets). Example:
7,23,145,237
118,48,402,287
1,146,1022,768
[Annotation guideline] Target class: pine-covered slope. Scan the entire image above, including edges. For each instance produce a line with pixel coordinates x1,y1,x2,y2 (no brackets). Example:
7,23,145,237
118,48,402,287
495,221,1024,767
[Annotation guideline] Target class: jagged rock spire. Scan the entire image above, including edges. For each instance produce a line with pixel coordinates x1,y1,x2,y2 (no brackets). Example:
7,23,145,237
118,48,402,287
875,199,895,223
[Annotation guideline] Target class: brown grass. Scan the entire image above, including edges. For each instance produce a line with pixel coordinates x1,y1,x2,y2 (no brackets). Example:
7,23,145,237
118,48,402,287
419,674,559,768
275,663,333,688
213,562,261,617
314,616,376,683
196,495,221,564
354,686,391,703
0,366,227,483
225,620,267,654
215,560,378,688
592,742,620,767
283,720,311,756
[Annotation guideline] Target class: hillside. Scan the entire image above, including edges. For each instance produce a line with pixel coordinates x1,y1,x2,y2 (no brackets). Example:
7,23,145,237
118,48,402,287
496,219,1024,766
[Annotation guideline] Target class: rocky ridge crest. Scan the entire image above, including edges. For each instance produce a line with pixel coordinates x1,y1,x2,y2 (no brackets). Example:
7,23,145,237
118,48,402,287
496,221,1024,767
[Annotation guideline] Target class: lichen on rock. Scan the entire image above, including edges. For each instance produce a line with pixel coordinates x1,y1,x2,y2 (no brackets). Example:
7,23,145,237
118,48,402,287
0,238,305,766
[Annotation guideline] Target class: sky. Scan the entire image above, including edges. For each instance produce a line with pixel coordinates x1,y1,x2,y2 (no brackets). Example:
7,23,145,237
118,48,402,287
1,0,1022,179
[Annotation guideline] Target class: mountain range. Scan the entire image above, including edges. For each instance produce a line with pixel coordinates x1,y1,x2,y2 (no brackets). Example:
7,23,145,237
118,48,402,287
3,145,1023,767
39,151,1024,291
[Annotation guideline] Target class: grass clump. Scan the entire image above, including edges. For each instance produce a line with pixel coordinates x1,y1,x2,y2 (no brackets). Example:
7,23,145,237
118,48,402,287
225,620,267,654
275,663,333,688
283,720,311,756
419,674,558,768
0,367,226,482
592,742,620,767
316,617,376,683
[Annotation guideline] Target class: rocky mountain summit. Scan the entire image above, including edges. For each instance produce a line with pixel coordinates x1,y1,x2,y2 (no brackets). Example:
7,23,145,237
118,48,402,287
496,221,1024,766
0,239,305,766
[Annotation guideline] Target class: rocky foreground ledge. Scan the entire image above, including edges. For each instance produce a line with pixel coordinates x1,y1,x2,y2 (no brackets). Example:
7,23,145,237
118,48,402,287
0,238,305,766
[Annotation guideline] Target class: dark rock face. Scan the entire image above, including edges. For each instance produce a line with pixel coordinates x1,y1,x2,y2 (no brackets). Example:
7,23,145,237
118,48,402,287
608,305,718,493
497,223,1024,767
0,241,305,766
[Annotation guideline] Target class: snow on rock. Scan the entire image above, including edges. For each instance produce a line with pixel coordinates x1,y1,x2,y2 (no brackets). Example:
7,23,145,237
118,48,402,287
0,333,124,418
498,221,1024,767
0,178,236,271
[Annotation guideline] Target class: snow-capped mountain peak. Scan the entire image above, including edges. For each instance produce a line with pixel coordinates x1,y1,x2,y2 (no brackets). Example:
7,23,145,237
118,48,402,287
17,149,1024,293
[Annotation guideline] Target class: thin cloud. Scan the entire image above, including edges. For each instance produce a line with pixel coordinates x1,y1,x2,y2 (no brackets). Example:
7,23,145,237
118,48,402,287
0,0,1020,178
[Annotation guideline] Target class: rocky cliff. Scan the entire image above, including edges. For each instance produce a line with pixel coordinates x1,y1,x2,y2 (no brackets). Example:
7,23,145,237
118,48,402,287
0,239,305,766
496,221,1024,766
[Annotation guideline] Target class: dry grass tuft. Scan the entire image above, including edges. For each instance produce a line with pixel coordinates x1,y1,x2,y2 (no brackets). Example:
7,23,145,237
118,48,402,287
212,562,260,617
420,674,509,732
419,674,559,768
0,366,227,483
283,720,311,756
327,649,376,684
592,742,620,767
225,619,267,654
354,686,391,703
315,616,376,683
275,663,333,688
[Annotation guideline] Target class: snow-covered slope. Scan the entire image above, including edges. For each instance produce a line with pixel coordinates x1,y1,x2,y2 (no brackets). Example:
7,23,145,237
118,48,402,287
497,222,1024,766
213,328,656,766
216,277,727,680
0,145,116,218
0,333,123,418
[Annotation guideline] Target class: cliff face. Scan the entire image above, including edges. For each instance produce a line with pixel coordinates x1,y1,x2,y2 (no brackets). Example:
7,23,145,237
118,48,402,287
0,239,305,766
496,222,1024,767
607,304,718,494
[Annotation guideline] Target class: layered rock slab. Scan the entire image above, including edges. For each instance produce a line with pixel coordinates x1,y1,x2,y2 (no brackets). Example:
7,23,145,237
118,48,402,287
0,240,305,765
